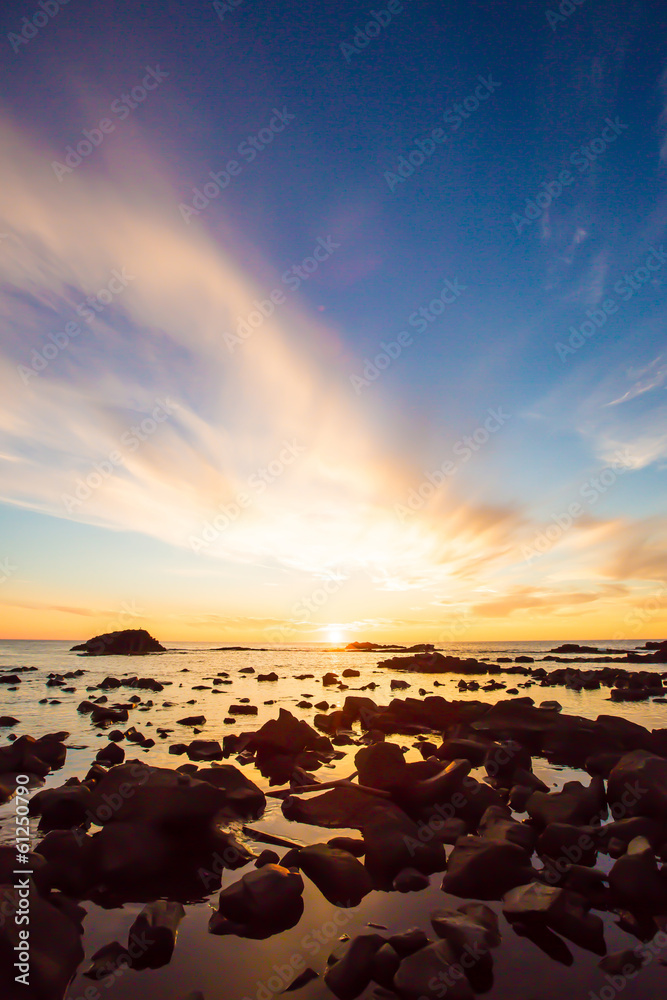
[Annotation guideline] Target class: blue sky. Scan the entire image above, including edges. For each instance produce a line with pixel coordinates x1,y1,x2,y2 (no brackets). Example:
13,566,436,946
0,0,665,641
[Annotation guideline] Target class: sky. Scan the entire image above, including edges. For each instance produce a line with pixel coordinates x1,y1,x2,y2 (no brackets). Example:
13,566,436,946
0,0,666,644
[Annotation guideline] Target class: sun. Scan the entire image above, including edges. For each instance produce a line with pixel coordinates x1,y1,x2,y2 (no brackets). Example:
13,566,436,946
326,628,345,644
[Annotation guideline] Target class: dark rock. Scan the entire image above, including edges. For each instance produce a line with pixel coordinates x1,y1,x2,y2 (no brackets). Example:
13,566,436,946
607,750,667,819
388,928,430,956
393,868,430,892
526,776,606,827
255,849,280,867
71,628,165,655
196,765,266,818
128,900,185,969
363,802,447,887
186,740,223,762
441,837,535,900
209,864,304,938
96,742,125,766
503,882,606,954
393,939,474,1000
608,836,667,911
430,901,501,953
257,672,279,681
229,704,258,715
324,934,385,1000
177,715,206,726
246,708,331,755
328,836,365,857
371,943,401,988
294,843,373,906
355,742,407,791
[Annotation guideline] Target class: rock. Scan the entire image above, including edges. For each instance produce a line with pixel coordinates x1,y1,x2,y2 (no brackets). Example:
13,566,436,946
388,929,430,956
257,672,279,681
430,901,501,953
526,776,606,827
537,823,597,867
441,837,535,900
283,968,319,991
177,715,206,726
86,761,230,828
363,802,447,887
435,738,488,766
71,628,165,655
209,864,304,938
342,669,360,678
0,733,67,776
0,716,19,726
247,708,331,756
393,868,430,892
84,941,131,980
229,704,258,715
255,849,280,867
323,672,339,686
29,783,93,831
96,742,125,766
608,836,667,911
607,750,667,819
599,949,644,975
294,843,373,906
196,765,265,818
371,943,401,989
355,742,407,791
324,934,386,999
91,705,129,725
0,881,85,999
186,740,223,762
283,786,373,828
128,900,185,969
503,882,606,954
478,805,536,853
393,939,474,1000
328,837,365,856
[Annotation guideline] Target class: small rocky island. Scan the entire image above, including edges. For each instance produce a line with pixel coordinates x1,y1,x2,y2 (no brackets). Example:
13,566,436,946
70,628,166,656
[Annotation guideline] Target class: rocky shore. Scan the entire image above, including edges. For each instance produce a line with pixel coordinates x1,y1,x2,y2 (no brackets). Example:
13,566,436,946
1,633,667,999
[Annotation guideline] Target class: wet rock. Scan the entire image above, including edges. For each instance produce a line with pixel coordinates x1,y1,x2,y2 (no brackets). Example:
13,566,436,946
229,704,258,715
608,836,667,911
0,733,67,777
209,864,304,938
84,940,131,979
355,742,407,791
255,849,280,867
283,968,318,991
388,928,430,956
186,740,223,762
503,882,606,954
35,829,95,896
177,715,206,726
393,939,474,1000
0,881,85,999
71,628,165,655
96,742,125,766
441,837,535,900
342,668,360,678
323,672,339,686
328,836,366,856
363,803,447,887
430,901,501,953
86,761,230,828
371,942,401,988
478,805,536,852
324,933,385,999
29,782,93,830
435,738,488,766
0,716,19,726
393,868,430,892
526,776,606,827
128,900,185,969
607,750,667,819
257,672,279,681
196,764,266,818
91,705,129,725
537,823,598,867
597,816,667,853
599,949,644,975
246,708,331,755
294,843,373,906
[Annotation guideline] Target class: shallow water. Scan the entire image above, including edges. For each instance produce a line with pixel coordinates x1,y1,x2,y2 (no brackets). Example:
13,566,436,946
1,638,666,1000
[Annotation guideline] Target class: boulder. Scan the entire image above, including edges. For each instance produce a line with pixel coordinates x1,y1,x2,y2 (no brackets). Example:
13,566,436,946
608,836,667,911
29,783,93,831
186,740,223,762
441,837,535,900
292,843,372,906
195,765,266,818
526,777,606,828
354,742,407,791
324,933,385,1000
607,750,667,819
430,901,501,953
209,864,304,938
128,900,185,969
393,939,474,1000
393,868,430,892
503,882,606,954
96,742,125,766
247,708,332,755
478,805,536,853
71,629,165,655
363,802,447,887
0,882,85,999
